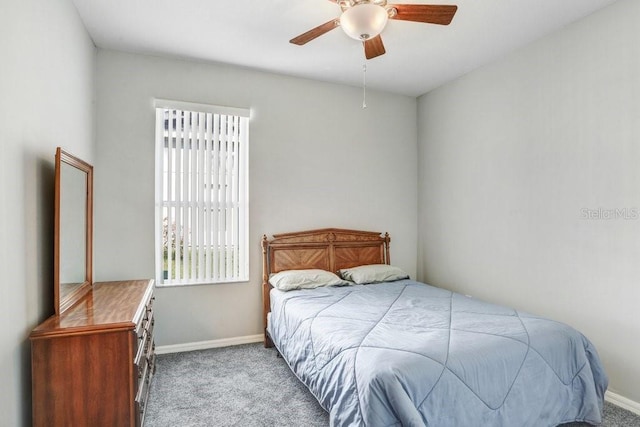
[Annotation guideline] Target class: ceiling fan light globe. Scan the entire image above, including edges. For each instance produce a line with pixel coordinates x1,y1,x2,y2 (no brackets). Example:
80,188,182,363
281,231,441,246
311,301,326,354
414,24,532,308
340,3,388,41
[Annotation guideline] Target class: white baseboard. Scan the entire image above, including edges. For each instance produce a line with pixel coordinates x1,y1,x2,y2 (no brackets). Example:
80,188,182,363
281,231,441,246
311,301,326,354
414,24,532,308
155,334,263,355
605,390,640,416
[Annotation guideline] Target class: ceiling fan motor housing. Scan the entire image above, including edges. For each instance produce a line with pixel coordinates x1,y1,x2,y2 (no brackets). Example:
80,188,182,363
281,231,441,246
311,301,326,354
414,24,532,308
340,3,389,40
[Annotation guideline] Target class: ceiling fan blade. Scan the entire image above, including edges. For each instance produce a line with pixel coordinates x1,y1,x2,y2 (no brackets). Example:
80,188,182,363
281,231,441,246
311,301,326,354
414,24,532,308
364,35,386,60
290,19,339,45
389,4,458,25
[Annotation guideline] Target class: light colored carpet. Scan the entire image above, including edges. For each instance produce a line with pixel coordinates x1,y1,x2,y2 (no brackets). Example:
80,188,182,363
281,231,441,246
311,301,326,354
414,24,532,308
144,343,639,427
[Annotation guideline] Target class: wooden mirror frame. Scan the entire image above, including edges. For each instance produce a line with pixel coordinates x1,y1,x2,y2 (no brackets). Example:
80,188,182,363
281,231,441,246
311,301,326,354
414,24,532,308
54,147,93,314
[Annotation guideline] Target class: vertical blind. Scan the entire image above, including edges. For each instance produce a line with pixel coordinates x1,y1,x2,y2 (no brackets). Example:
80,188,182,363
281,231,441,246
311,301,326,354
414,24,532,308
154,100,249,285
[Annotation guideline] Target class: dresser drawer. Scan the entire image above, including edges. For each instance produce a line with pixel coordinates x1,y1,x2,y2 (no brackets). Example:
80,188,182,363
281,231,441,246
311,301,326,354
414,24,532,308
144,297,155,328
135,339,149,383
135,359,152,427
136,296,154,337
134,329,148,367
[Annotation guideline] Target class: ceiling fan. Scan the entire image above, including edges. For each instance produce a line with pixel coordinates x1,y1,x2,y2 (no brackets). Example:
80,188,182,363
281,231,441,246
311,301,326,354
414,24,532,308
290,0,458,60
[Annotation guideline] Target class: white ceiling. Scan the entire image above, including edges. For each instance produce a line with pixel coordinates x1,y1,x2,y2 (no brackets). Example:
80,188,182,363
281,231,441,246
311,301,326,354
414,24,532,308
71,0,620,97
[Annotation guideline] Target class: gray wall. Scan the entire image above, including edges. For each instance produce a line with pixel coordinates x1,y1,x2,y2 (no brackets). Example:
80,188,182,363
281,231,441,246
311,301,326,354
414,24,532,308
93,50,418,346
0,1,96,425
417,0,639,404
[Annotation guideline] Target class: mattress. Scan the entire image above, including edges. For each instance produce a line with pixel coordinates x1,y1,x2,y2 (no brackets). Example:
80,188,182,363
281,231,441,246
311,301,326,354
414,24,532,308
267,279,608,427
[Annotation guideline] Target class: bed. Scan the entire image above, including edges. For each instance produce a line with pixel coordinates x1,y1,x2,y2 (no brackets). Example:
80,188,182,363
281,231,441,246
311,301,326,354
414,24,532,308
261,228,608,426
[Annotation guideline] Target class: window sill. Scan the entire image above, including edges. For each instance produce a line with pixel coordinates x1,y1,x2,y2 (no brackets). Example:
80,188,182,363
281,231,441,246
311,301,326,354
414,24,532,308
156,278,250,288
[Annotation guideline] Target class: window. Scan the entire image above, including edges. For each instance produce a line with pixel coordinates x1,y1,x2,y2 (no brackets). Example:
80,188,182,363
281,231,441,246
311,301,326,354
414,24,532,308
154,99,249,286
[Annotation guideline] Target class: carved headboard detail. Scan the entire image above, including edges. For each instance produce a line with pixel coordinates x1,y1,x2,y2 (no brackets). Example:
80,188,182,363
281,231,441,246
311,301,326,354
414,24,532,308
260,228,390,347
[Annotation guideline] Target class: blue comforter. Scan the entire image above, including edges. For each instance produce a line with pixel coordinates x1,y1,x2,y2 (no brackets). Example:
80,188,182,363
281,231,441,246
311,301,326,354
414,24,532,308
267,280,608,426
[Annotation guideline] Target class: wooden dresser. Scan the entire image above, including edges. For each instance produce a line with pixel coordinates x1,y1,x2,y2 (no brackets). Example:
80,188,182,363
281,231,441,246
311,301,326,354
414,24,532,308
30,279,156,427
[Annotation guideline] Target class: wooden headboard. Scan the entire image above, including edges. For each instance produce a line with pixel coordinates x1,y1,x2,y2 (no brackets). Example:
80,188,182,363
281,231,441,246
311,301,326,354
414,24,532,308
260,228,390,347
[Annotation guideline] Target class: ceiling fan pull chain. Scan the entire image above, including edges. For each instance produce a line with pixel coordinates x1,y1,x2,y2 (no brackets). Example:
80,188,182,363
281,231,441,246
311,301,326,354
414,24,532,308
362,63,367,109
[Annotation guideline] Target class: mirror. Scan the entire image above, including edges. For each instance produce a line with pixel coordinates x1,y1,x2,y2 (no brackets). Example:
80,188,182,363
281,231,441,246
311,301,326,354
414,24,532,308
54,147,93,314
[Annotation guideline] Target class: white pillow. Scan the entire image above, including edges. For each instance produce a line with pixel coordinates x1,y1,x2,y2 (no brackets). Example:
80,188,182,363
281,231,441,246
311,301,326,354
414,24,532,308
269,269,350,291
338,264,409,285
